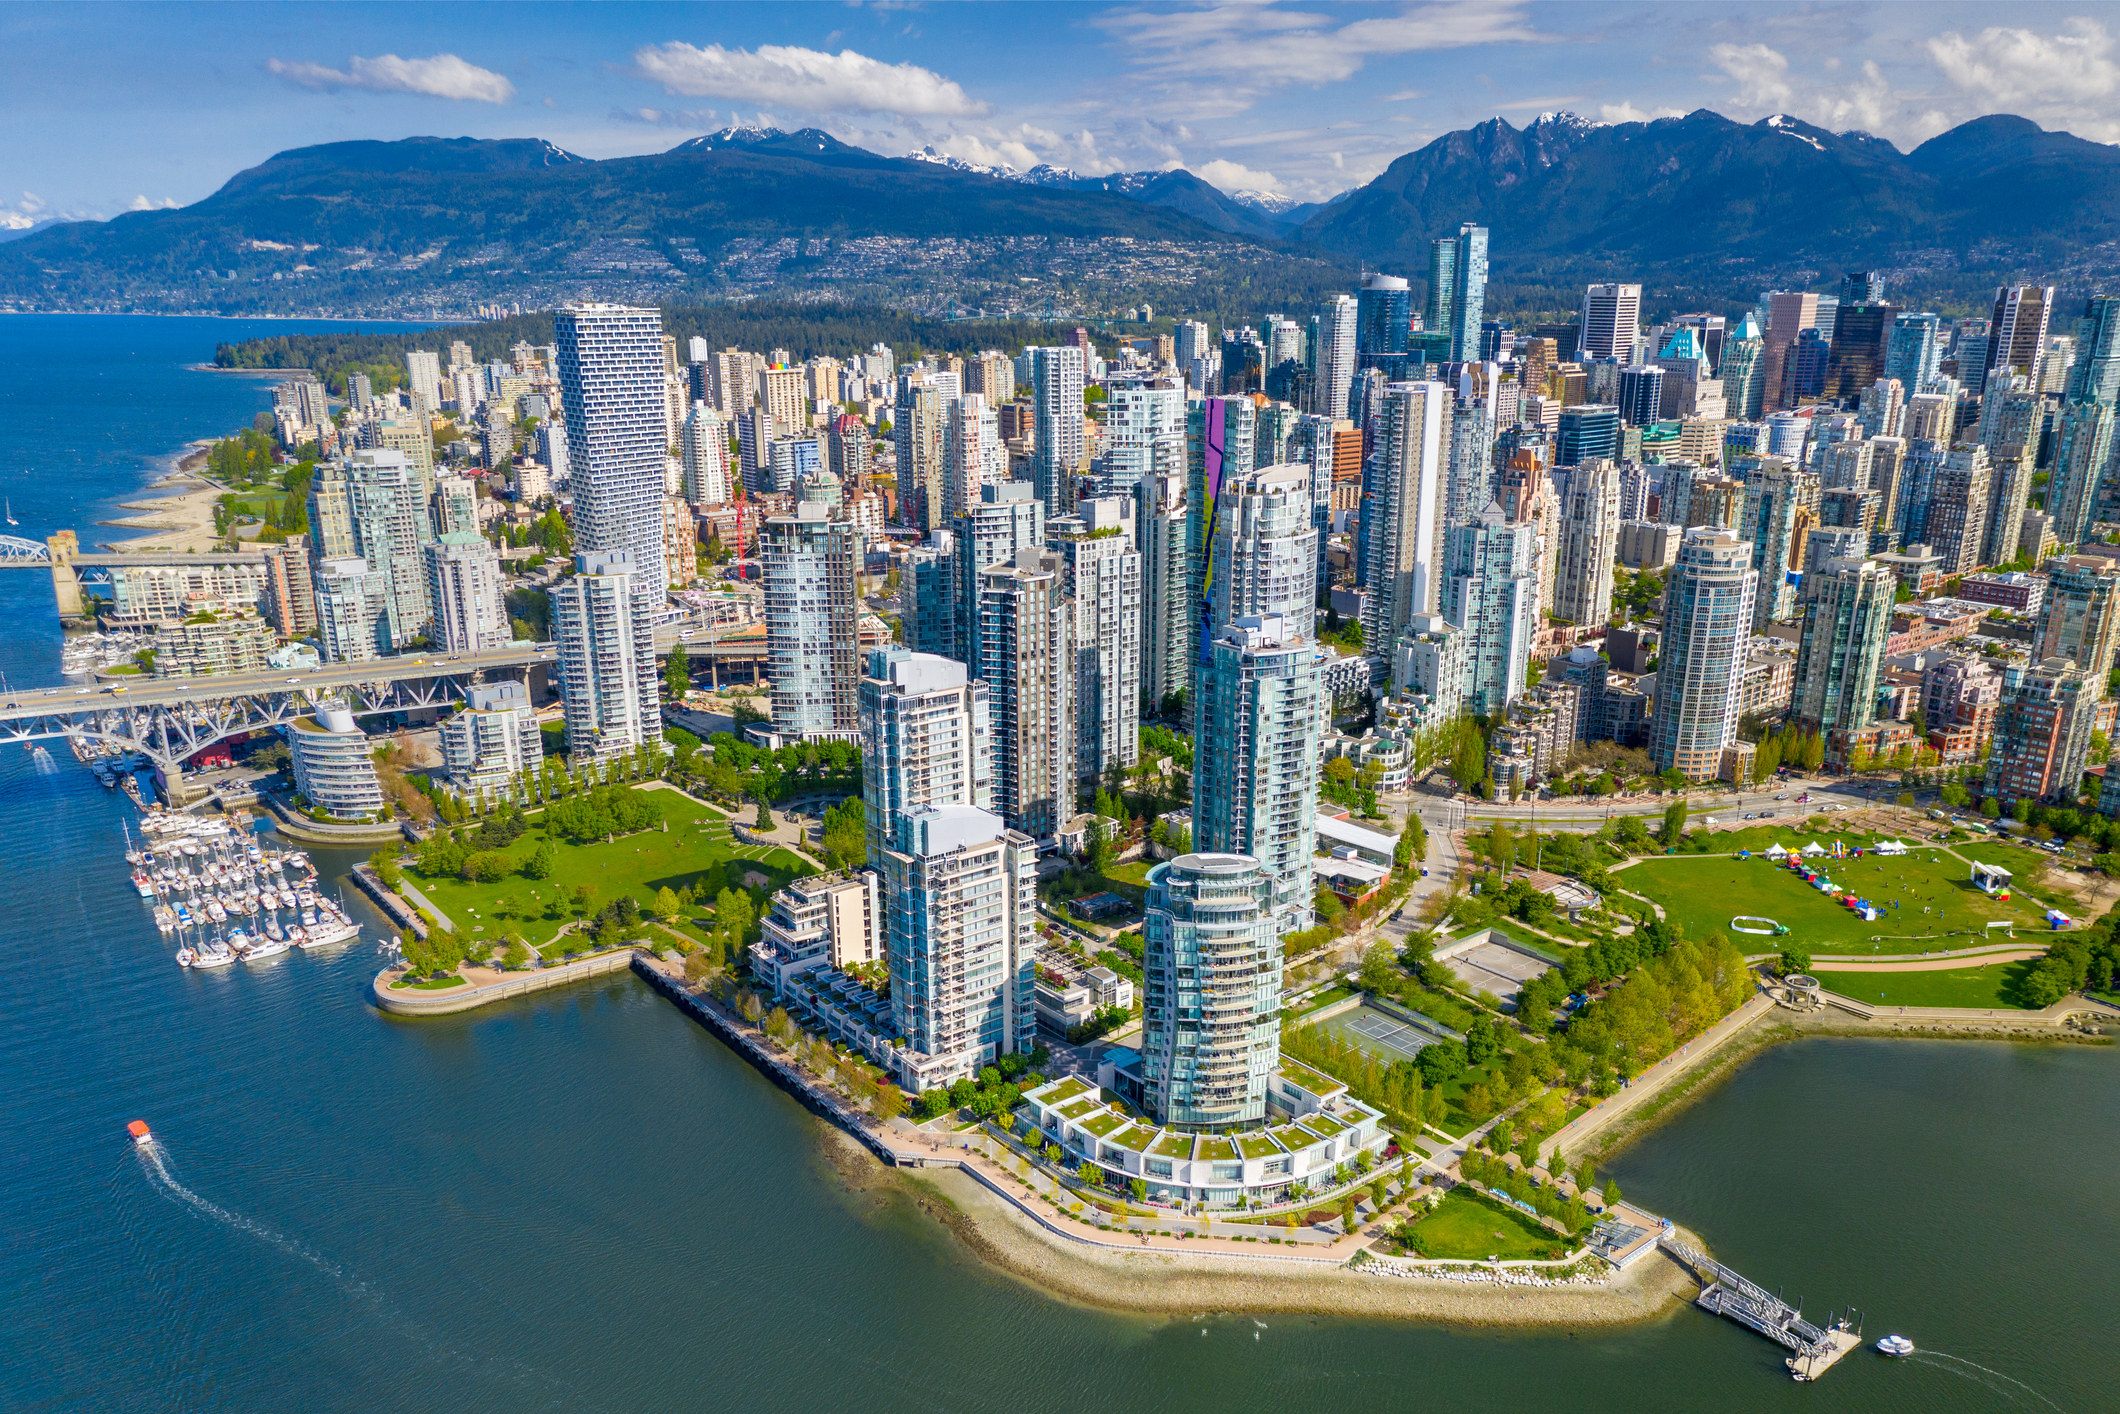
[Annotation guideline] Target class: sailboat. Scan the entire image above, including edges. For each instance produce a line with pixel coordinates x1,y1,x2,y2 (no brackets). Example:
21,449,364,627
3,498,16,527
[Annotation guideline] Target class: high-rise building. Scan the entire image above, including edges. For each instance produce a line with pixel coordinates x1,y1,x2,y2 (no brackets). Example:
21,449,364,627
1048,498,1142,788
260,537,316,638
405,350,443,412
423,531,508,653
1616,366,1665,428
555,304,669,596
1425,237,1457,345
312,557,388,663
1789,557,1894,735
977,550,1073,839
1098,377,1185,500
1739,458,1821,629
1761,292,1821,411
2032,555,2120,681
1310,293,1359,421
1187,395,1259,664
1857,379,1905,440
1556,404,1623,466
1826,298,1898,399
1358,381,1447,660
1987,285,2056,386
1357,273,1412,360
1926,446,1993,575
1139,852,1280,1131
1138,471,1191,709
306,449,434,652
1652,527,1758,780
1028,346,1087,520
1552,458,1621,628
1985,658,2100,805
1981,442,2038,571
1442,502,1539,715
680,403,731,507
2066,295,2120,407
939,391,1000,522
860,647,993,862
438,680,544,795
2047,402,2116,547
1578,284,1642,362
550,549,661,762
762,502,860,741
953,481,1045,664
905,531,957,659
1193,613,1323,933
1884,312,1943,393
1444,224,1488,364
1441,395,1494,531
1210,464,1317,637
1720,319,1766,420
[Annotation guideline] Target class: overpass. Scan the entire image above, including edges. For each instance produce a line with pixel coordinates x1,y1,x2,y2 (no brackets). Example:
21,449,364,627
0,642,556,794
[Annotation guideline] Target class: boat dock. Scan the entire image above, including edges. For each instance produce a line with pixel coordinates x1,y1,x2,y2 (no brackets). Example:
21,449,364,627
1658,1234,1862,1380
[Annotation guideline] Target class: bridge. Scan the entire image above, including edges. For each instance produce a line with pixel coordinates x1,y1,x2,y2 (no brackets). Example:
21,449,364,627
0,531,279,619
0,642,556,794
1658,1234,1862,1380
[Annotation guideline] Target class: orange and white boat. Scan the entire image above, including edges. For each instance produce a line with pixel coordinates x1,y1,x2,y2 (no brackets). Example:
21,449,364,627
127,1120,152,1146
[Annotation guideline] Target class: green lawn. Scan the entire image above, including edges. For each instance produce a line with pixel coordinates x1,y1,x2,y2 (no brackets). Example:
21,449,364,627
1395,1190,1570,1261
1623,847,2045,955
1812,957,2043,1010
405,789,810,946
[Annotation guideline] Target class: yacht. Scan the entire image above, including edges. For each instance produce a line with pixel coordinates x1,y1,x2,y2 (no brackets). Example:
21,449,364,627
1875,1335,1914,1357
241,932,290,961
192,935,237,968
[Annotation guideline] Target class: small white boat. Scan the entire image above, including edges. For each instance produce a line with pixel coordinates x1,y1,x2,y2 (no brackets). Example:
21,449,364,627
193,937,237,968
242,934,290,961
1875,1335,1914,1357
174,945,199,968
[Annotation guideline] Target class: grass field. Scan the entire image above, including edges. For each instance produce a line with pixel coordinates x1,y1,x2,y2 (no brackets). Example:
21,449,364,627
405,788,810,948
1622,846,2045,955
1811,957,2042,1010
1395,1190,1569,1261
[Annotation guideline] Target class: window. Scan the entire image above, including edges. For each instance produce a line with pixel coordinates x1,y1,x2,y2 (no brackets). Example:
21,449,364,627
1147,1160,1173,1178
1211,1163,1242,1182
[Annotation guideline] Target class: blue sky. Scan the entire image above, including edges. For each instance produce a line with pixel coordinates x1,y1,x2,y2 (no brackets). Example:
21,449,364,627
6,1,2119,229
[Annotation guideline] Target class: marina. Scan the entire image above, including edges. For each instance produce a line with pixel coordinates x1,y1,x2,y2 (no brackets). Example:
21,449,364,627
121,810,363,964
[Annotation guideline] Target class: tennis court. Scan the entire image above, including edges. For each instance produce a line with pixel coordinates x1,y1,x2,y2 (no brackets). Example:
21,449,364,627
1335,1005,1442,1060
1440,940,1554,1000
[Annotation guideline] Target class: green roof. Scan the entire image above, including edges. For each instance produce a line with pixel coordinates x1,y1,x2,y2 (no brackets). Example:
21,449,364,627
1108,1125,1160,1152
1080,1109,1129,1139
1268,1124,1317,1152
1237,1132,1286,1159
1151,1131,1195,1159
1198,1136,1238,1162
1055,1096,1103,1123
1301,1112,1349,1141
1035,1076,1093,1106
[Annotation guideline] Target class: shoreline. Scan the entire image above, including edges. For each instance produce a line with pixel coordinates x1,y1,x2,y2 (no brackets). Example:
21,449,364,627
815,1126,1703,1328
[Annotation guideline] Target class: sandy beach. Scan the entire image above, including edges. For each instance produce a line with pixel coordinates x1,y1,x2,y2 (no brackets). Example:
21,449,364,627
93,442,228,552
817,1127,1701,1327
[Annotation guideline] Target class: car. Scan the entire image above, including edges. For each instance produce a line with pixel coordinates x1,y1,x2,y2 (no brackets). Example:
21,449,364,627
286,678,301,684
75,688,90,695
1773,793,1787,800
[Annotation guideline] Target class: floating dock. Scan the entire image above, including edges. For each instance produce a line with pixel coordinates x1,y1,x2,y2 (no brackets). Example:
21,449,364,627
1658,1233,1862,1381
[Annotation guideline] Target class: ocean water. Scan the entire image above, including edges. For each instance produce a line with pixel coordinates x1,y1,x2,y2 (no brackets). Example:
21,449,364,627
1,316,2115,1414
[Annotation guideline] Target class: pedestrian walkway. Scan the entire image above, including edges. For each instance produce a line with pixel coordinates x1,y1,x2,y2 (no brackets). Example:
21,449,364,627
1544,990,1775,1169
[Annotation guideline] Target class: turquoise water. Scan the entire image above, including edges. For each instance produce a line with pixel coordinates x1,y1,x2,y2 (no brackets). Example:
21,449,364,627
1,317,2114,1413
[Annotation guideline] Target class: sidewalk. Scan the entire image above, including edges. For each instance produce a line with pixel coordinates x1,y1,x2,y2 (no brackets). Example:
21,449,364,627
1544,990,1775,1168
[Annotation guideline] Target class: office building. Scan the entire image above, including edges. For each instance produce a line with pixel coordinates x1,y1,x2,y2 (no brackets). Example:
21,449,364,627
1029,346,1087,520
1826,298,1898,398
1579,284,1642,362
1652,527,1758,780
1552,458,1621,628
1357,273,1412,361
555,304,669,596
1721,318,1766,420
312,557,388,664
1885,312,1943,393
1761,292,1821,411
1617,365,1665,427
1139,852,1280,1131
1442,503,1539,715
1193,613,1324,933
438,680,544,795
1789,557,1894,734
551,549,661,763
2034,555,2120,680
1049,497,1143,787
1358,381,1447,660
1441,223,1488,364
423,531,508,653
290,704,385,821
1556,404,1623,466
2066,295,2120,407
762,502,860,741
1987,285,2056,386
977,551,1073,840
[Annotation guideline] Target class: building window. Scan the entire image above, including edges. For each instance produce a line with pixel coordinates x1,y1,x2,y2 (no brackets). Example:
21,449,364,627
1211,1163,1242,1182
1147,1160,1173,1178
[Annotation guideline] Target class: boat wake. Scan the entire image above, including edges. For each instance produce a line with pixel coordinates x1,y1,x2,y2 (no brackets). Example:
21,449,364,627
31,746,57,775
1909,1351,2069,1413
134,1137,604,1406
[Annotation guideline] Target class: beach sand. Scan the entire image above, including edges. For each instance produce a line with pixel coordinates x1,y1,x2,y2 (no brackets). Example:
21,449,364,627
94,443,228,552
816,1127,1701,1328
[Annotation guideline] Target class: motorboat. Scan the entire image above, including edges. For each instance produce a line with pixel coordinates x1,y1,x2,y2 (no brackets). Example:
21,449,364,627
127,1120,152,1146
192,936,237,968
241,933,290,961
1875,1335,1914,1357
174,945,198,968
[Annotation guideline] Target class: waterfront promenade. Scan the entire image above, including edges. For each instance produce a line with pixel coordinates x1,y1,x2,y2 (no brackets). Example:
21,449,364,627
371,948,636,1016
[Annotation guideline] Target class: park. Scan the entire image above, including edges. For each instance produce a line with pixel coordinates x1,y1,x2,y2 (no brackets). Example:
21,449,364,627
1622,844,2046,956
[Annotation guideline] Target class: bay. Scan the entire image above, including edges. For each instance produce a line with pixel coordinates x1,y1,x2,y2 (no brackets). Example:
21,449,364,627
0,315,2111,1414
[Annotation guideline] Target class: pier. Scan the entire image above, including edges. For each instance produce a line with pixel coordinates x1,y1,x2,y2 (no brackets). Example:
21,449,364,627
1658,1234,1862,1380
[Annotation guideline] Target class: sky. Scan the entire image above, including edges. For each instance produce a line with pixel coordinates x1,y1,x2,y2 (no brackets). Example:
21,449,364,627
6,1,2120,231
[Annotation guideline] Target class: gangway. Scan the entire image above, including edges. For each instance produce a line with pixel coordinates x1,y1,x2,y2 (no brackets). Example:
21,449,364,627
1658,1233,1862,1380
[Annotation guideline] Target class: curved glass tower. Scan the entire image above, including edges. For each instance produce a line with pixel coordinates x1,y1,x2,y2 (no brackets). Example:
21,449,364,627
1140,853,1280,1132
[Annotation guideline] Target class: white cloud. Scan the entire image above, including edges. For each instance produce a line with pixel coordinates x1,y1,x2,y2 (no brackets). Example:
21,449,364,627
1929,18,2120,107
266,53,514,103
1,191,45,230
1709,42,1794,111
611,107,720,129
125,195,179,212
633,42,987,116
1184,158,1281,192
1599,101,1685,125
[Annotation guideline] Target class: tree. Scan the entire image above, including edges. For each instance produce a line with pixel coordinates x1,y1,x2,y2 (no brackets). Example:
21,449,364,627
664,642,690,701
1662,798,1688,847
2012,798,2032,823
1486,822,1517,877
1129,1177,1148,1202
1395,814,1427,867
1979,796,2002,819
755,794,774,831
1778,946,1811,977
1358,939,1399,994
1601,1179,1621,1208
1340,1194,1359,1235
523,840,557,880
654,885,682,919
571,883,597,919
873,1084,906,1123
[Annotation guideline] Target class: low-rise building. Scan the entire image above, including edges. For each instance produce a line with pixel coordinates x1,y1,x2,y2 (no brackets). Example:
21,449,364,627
1956,571,2045,618
1032,965,1134,1034
1888,598,1988,656
750,870,883,996
152,599,278,678
289,704,384,820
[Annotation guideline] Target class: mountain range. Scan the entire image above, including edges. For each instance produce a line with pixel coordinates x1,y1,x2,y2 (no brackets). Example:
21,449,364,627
4,109,2117,319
